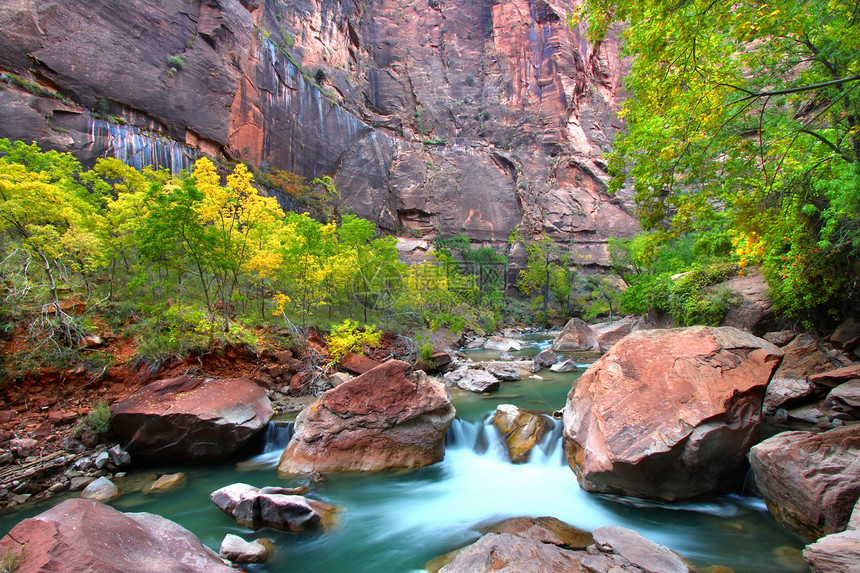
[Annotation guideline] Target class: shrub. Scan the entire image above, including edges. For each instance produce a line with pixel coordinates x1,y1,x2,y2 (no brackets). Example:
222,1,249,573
0,546,24,572
314,68,326,84
166,54,186,71
83,400,111,435
326,319,382,364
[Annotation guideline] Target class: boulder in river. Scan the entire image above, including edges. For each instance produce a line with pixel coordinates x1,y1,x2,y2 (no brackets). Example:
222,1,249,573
532,348,558,369
219,534,269,564
444,367,501,393
551,318,599,352
80,476,119,503
279,360,455,472
491,405,554,463
749,424,860,540
483,336,523,352
111,375,273,462
563,326,783,501
0,498,233,572
210,483,336,531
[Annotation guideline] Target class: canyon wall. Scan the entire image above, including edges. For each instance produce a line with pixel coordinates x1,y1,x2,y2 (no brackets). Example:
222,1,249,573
0,0,637,264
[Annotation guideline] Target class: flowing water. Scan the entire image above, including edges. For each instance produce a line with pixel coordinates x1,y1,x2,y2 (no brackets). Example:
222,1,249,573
0,335,809,572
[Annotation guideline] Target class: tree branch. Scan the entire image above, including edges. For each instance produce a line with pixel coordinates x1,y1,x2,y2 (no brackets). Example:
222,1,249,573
729,75,860,104
799,129,853,163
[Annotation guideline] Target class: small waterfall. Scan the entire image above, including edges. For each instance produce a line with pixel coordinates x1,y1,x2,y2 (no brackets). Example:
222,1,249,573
238,421,294,469
263,421,295,454
445,416,565,467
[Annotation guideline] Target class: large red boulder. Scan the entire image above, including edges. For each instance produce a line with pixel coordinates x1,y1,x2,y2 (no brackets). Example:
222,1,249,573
749,425,860,540
111,375,273,462
0,498,233,573
563,326,783,501
279,360,455,472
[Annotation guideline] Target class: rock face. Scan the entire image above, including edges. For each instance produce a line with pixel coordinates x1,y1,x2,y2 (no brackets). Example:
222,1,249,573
0,0,638,261
111,375,273,462
762,334,833,415
279,360,455,472
552,318,600,352
563,326,783,501
0,498,233,572
749,425,860,540
491,405,555,463
719,270,776,335
210,483,336,532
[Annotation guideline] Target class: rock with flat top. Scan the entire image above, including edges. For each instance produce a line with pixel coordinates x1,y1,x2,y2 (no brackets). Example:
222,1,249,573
484,336,522,352
444,368,500,393
111,375,273,462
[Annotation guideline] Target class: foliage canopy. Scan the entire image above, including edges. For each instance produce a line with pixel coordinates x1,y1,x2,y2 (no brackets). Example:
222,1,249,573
573,0,860,320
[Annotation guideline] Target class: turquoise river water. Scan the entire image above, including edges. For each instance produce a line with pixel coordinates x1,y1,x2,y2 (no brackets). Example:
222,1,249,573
0,336,809,572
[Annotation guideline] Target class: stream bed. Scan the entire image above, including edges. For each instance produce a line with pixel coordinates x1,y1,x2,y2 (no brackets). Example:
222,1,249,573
0,336,810,572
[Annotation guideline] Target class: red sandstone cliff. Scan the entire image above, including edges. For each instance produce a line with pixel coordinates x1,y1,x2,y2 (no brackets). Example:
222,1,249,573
0,0,638,263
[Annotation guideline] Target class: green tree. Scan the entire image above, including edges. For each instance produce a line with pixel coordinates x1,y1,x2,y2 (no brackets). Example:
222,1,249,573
515,233,576,325
0,140,106,344
573,0,860,320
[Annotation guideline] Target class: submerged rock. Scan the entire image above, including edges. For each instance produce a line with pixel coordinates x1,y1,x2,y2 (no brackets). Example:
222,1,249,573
80,476,119,503
144,473,187,494
279,361,455,472
749,425,860,540
210,483,336,532
563,326,783,501
491,405,554,463
0,498,233,572
111,375,273,462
